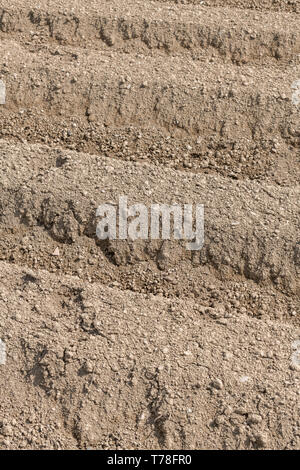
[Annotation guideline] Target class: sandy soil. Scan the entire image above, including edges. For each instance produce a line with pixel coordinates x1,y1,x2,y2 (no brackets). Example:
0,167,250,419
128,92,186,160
0,0,299,450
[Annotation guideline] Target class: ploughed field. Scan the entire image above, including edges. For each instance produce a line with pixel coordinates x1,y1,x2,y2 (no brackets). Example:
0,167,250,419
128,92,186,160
0,0,299,450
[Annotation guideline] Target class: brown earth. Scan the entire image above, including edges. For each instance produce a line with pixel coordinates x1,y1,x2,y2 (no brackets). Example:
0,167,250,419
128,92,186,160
0,0,299,450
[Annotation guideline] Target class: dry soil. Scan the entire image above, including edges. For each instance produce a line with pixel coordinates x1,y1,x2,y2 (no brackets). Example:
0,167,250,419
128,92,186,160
0,0,299,450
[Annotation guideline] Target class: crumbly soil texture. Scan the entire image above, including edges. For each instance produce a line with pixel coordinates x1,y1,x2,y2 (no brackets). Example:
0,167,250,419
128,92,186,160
0,0,299,450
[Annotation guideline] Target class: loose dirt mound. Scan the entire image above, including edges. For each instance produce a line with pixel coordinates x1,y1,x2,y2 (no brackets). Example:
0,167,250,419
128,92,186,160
0,0,299,450
0,141,299,300
0,261,299,449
